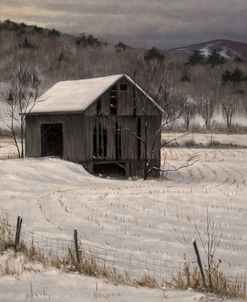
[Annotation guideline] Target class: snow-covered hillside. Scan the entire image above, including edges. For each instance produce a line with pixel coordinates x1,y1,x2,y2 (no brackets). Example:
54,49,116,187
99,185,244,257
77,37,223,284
175,39,247,59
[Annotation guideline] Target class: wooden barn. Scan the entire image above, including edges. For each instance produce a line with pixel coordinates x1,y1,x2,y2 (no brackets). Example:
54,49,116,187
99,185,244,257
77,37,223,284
25,74,162,178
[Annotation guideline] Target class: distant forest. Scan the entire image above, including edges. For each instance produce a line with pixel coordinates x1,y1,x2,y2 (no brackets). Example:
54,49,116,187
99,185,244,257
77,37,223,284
1,19,247,132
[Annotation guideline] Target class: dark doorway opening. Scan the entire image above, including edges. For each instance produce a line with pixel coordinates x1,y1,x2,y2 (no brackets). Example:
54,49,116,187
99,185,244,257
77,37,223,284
41,124,63,157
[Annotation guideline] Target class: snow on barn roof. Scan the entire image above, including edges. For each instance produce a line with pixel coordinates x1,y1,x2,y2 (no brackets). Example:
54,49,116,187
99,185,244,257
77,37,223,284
28,74,161,115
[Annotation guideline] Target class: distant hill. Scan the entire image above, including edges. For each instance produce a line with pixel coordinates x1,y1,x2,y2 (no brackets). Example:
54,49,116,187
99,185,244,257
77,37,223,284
174,39,247,60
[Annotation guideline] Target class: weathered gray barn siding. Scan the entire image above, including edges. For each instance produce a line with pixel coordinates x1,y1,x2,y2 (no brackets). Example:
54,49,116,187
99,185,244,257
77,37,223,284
25,114,161,162
25,75,162,177
82,116,161,162
25,113,84,162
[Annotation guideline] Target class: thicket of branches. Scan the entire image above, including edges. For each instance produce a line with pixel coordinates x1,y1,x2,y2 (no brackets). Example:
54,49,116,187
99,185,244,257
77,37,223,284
0,20,247,133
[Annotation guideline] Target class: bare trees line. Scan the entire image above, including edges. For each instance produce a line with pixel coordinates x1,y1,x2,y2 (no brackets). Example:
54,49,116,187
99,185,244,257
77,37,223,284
0,26,247,140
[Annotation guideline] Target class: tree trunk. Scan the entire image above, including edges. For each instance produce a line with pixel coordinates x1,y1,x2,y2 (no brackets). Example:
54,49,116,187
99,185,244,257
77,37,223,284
20,120,24,158
143,117,149,180
143,160,149,180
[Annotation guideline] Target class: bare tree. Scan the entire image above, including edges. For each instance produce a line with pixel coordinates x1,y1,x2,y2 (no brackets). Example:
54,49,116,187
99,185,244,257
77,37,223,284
182,96,196,131
194,208,221,289
222,101,236,131
3,61,41,157
220,85,238,131
126,52,192,179
198,95,215,130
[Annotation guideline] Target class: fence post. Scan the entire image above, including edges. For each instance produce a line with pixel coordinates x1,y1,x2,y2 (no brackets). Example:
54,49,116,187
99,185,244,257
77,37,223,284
14,215,22,251
74,229,80,264
192,239,206,288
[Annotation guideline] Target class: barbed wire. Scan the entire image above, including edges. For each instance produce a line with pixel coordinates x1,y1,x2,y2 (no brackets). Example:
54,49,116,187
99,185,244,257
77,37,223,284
0,206,195,281
0,207,246,286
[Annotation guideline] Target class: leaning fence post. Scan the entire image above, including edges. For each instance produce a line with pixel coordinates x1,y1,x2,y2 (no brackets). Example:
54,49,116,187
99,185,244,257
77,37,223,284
74,229,80,264
14,215,22,251
192,239,206,288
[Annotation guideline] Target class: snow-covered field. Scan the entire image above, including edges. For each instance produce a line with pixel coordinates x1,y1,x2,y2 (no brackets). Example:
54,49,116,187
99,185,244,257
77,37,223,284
0,251,208,302
0,136,247,301
162,132,247,147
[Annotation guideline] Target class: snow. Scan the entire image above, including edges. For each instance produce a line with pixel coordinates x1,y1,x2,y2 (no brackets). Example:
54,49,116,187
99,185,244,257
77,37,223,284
30,74,123,114
0,147,247,276
219,47,231,59
200,45,212,57
0,136,246,301
0,251,237,302
0,100,10,132
198,45,230,58
29,74,159,114
0,137,18,158
0,265,211,302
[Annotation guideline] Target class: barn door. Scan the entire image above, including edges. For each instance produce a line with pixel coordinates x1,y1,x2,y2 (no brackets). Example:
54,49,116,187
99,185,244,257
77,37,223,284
41,123,63,157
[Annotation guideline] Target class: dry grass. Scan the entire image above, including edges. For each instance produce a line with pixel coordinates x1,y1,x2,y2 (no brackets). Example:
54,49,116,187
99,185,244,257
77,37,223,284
17,241,160,288
133,272,160,288
0,214,13,252
172,260,246,299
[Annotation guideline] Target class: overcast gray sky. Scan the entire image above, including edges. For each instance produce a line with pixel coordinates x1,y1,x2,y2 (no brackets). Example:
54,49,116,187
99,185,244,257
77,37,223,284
0,0,246,48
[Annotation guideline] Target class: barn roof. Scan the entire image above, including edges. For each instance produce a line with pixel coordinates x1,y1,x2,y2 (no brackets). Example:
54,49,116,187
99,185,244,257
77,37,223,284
27,74,162,115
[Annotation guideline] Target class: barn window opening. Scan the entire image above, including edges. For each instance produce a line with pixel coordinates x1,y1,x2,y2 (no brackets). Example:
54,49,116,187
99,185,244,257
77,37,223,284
110,85,117,115
41,123,63,157
137,117,141,160
115,121,121,160
120,83,128,92
93,121,107,158
96,98,102,115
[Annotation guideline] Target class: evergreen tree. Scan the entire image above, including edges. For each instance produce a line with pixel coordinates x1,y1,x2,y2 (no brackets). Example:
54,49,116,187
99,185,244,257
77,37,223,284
144,47,164,61
186,50,205,65
207,49,225,68
115,42,130,52
76,33,100,47
222,68,245,84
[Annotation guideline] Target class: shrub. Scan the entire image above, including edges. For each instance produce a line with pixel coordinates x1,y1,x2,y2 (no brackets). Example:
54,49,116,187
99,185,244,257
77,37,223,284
172,258,246,299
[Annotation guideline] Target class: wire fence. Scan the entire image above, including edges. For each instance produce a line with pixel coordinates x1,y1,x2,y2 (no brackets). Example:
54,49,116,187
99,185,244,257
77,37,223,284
0,206,195,282
0,206,246,288
79,239,194,282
